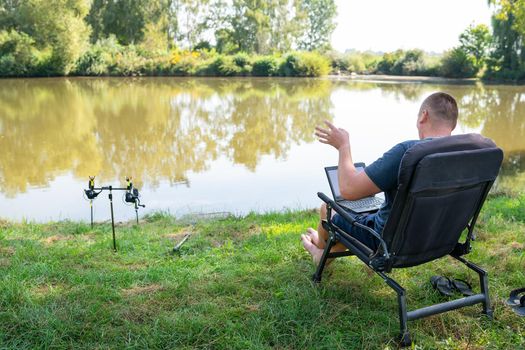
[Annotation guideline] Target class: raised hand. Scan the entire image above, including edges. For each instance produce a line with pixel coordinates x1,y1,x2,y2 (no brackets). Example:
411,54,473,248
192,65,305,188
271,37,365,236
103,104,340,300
315,120,350,151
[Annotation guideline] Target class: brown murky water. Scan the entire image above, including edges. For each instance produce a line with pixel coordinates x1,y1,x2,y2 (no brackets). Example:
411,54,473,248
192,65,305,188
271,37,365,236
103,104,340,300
0,77,523,221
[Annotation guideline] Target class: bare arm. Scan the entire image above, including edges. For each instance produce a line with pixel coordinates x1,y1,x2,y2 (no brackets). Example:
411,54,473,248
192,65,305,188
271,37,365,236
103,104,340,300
316,121,381,200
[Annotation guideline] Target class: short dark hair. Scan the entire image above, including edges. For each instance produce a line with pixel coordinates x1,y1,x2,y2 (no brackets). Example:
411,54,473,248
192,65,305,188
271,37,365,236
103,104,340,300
420,92,458,129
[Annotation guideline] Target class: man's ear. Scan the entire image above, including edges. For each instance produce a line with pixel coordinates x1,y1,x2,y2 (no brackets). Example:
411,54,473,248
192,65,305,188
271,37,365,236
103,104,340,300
418,109,429,124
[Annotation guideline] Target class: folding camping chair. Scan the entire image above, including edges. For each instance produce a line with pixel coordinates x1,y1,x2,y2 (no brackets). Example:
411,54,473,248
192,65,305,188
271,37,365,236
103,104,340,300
313,134,503,346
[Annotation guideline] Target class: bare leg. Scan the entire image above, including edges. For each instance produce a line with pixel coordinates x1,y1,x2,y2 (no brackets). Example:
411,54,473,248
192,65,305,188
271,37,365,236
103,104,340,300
302,203,347,264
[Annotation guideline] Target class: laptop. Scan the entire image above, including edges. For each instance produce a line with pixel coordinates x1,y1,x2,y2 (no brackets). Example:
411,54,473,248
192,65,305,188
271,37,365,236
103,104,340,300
324,163,384,213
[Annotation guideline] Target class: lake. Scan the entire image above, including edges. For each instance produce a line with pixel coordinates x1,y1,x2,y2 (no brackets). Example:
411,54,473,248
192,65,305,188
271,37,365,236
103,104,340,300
0,77,523,222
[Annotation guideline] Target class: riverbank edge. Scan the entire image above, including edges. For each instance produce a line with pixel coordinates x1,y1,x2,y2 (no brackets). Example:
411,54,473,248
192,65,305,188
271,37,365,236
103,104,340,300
4,73,523,86
0,192,521,228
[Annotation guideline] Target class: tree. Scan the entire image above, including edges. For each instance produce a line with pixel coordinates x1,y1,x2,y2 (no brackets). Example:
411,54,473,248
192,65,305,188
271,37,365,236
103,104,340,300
489,0,525,36
485,1,525,79
87,0,172,47
171,0,210,50
211,0,309,54
440,47,478,78
0,29,40,76
230,0,272,53
298,0,337,51
0,0,92,75
459,24,492,69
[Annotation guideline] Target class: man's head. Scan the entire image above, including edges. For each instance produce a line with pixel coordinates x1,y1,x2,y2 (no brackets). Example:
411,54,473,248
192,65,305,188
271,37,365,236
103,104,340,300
416,92,458,139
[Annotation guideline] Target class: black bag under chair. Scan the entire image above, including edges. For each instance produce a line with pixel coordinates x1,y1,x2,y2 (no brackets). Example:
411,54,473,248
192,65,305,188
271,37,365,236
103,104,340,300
314,134,503,346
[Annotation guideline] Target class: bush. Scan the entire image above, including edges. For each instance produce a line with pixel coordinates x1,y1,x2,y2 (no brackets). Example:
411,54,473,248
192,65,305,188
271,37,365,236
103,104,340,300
75,36,125,76
111,46,146,76
440,47,478,78
376,50,404,74
140,56,171,75
252,56,280,76
171,56,200,76
326,51,380,74
0,30,42,77
483,56,525,82
213,56,242,76
326,51,351,73
376,49,435,76
280,52,330,77
346,55,366,73
231,53,252,75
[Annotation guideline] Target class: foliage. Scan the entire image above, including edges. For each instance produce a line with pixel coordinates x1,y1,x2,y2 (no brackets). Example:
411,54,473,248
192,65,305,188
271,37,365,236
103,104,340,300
251,55,280,76
72,47,331,77
459,24,492,70
87,0,170,47
484,1,525,81
280,51,331,77
5,0,525,80
0,0,92,75
205,56,242,76
376,49,435,76
440,47,478,78
75,35,122,76
232,52,252,74
298,0,337,51
0,0,338,78
0,30,42,76
490,0,525,37
326,51,381,74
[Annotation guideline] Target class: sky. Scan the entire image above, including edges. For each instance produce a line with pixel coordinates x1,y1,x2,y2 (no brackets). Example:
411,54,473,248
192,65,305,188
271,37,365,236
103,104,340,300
332,0,493,53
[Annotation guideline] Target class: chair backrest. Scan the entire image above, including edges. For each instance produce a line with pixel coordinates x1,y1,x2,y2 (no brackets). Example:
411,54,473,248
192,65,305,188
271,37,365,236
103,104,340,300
381,134,503,268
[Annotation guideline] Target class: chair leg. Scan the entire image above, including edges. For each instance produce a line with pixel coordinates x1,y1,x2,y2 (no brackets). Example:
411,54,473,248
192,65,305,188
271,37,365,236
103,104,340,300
453,255,493,319
397,291,412,347
478,267,493,318
379,271,412,347
312,233,336,283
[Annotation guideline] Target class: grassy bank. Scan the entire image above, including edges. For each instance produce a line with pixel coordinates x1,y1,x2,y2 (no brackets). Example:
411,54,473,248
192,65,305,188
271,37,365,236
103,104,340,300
1,194,524,349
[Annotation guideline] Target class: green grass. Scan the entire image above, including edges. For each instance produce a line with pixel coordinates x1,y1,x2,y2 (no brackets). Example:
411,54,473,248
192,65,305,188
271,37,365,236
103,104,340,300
0,196,524,349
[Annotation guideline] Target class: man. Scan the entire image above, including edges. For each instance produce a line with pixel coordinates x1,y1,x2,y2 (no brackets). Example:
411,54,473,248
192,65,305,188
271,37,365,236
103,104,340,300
301,92,459,264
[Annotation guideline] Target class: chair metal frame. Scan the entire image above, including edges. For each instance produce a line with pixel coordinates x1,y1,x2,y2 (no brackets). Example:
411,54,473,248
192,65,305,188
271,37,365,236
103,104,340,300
314,191,494,347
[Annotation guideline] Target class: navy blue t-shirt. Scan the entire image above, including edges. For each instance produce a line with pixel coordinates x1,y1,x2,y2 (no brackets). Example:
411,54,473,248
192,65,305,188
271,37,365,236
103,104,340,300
364,140,426,233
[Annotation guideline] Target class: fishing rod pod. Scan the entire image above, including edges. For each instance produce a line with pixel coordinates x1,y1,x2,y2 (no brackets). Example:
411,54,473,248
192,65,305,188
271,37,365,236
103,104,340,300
83,176,146,251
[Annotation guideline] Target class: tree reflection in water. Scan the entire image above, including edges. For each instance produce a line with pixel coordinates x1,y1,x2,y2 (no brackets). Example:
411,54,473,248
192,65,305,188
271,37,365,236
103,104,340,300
0,78,333,196
0,78,523,198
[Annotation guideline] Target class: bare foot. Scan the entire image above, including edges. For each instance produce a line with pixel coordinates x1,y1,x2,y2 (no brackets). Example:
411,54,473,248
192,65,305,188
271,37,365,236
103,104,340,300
301,234,323,265
306,228,322,248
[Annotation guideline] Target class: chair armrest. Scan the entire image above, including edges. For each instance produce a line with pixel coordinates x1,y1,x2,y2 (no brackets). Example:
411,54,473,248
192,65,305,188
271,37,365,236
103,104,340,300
317,192,357,224
317,192,391,259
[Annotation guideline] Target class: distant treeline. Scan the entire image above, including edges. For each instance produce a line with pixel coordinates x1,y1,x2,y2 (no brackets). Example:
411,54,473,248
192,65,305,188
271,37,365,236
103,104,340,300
1,0,525,81
0,0,336,77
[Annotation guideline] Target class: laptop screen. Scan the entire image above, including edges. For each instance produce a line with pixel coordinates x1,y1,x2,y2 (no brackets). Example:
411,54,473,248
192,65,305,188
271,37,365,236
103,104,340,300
327,165,365,200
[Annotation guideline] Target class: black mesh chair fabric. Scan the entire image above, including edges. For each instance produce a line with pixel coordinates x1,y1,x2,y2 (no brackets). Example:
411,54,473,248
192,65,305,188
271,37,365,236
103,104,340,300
381,133,503,268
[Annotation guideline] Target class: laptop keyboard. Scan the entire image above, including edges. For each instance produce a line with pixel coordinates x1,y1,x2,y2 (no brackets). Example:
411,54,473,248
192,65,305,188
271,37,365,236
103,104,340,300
339,197,384,210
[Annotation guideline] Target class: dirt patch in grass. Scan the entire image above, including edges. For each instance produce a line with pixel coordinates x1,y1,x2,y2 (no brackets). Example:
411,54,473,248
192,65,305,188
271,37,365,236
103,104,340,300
41,234,75,246
0,246,15,256
0,258,11,267
488,241,525,257
121,284,164,297
245,304,260,312
234,224,261,240
31,283,68,297
510,241,524,250
210,224,262,247
164,230,191,241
